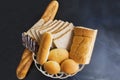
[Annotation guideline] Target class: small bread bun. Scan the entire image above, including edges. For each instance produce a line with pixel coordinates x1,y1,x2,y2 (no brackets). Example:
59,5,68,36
61,59,79,74
48,48,69,64
43,61,60,74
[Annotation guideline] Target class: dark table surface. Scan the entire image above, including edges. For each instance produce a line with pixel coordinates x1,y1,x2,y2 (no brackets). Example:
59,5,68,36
0,0,120,80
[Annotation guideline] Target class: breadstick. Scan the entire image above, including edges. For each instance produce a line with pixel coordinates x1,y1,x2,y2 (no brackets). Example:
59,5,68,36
36,32,53,65
16,0,59,79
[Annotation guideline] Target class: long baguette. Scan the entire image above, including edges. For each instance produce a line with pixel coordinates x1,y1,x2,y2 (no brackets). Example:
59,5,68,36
16,0,59,79
16,49,33,79
18,57,33,79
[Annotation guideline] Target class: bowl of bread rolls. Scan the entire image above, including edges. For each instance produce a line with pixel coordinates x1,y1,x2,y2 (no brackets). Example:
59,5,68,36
16,0,98,79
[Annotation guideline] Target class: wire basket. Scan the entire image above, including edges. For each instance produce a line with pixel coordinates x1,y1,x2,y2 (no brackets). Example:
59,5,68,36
32,53,85,79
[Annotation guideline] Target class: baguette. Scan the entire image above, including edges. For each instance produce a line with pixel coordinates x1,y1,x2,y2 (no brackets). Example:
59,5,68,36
41,0,59,22
16,49,33,79
16,0,59,79
17,57,33,79
36,32,53,65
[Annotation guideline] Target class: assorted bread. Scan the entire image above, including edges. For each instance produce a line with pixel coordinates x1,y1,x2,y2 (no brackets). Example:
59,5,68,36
22,19,74,54
17,0,98,79
33,26,97,75
25,19,74,51
22,20,98,75
43,48,79,75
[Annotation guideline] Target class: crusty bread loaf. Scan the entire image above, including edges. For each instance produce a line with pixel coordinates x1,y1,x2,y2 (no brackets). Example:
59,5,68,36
70,27,97,64
36,32,53,65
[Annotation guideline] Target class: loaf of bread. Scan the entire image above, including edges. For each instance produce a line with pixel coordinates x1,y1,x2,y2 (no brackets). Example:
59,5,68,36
70,27,97,64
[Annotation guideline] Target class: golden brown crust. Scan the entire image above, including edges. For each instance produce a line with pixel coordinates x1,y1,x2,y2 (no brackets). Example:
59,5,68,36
16,49,33,79
61,59,79,74
43,61,60,74
36,32,53,65
17,57,33,79
74,26,97,37
41,0,59,22
70,27,97,64
48,48,69,64
21,49,31,59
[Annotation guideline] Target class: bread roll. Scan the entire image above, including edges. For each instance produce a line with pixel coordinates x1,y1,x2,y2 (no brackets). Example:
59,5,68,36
36,32,53,65
44,61,60,74
48,48,69,64
61,59,79,74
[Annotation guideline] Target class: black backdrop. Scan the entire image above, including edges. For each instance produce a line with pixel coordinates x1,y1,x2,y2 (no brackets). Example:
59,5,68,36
0,0,120,80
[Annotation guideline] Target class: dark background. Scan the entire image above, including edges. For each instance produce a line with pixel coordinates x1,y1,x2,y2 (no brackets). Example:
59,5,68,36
0,0,120,80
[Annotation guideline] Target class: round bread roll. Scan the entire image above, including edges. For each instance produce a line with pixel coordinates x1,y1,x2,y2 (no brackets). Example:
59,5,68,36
48,48,69,64
61,59,79,74
43,61,60,74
